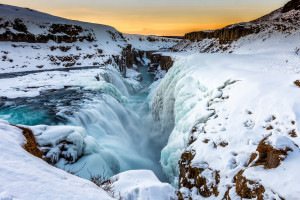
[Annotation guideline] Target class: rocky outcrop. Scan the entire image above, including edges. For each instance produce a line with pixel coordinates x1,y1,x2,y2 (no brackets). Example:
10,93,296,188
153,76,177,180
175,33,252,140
178,151,219,199
160,55,174,71
253,136,293,169
234,170,265,200
147,53,174,72
184,24,260,44
182,0,300,46
0,19,96,43
113,45,135,76
282,0,300,13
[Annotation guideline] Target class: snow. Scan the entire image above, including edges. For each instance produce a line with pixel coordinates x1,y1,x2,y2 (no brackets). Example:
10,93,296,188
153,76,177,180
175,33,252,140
29,125,95,164
0,122,177,200
152,51,300,198
0,123,115,200
0,65,129,100
0,4,179,74
1,2,300,200
124,34,179,51
110,170,177,200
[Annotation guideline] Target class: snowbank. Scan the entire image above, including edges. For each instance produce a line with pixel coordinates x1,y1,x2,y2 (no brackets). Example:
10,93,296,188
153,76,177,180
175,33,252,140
109,170,177,200
0,122,114,200
0,65,130,100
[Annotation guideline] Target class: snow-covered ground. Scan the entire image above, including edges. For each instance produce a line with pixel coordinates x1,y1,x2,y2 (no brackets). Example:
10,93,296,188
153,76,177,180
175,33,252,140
0,65,138,99
0,4,179,73
152,50,300,199
0,121,114,200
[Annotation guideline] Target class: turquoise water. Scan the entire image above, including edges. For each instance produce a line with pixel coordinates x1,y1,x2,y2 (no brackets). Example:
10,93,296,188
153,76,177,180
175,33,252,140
0,89,84,125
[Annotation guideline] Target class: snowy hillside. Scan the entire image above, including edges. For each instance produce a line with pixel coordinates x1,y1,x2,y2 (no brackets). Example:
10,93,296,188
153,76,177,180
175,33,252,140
0,4,178,73
173,0,300,54
152,52,300,199
149,0,300,199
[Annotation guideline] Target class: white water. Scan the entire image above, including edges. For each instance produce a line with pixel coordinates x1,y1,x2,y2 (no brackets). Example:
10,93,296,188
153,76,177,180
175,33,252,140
58,66,169,181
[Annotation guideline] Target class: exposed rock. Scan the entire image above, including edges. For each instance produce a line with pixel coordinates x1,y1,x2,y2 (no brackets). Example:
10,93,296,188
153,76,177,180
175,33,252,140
184,24,260,44
15,126,44,160
0,30,95,43
49,24,83,36
12,18,27,33
0,20,96,43
148,53,174,72
112,45,134,76
234,170,265,199
294,80,300,87
282,0,300,13
253,136,293,169
178,151,219,199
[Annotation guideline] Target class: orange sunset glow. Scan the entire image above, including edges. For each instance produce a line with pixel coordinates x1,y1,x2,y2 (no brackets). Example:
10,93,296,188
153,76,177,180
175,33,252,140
0,0,288,36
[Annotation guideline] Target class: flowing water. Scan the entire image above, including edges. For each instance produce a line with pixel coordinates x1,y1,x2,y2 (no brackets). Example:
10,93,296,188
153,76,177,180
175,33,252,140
0,65,169,181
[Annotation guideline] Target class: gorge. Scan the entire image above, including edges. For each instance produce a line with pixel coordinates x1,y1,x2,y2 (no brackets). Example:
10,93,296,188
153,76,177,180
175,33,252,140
1,1,300,199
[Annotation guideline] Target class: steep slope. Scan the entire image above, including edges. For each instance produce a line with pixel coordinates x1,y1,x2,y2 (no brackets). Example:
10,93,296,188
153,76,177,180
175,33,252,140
173,0,300,54
0,4,179,73
152,52,300,199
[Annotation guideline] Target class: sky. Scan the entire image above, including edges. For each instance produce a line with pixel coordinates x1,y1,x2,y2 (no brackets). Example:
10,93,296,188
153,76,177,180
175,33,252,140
0,0,288,36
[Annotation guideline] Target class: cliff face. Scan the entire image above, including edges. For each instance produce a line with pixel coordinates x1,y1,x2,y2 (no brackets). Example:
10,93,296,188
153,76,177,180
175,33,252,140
147,53,174,73
0,18,96,43
184,24,260,44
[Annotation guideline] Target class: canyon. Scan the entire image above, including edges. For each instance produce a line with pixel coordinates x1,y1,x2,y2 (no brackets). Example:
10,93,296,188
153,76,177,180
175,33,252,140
1,0,300,199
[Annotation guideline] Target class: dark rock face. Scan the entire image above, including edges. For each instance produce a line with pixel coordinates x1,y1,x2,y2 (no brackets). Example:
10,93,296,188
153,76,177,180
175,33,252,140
234,170,265,200
12,18,27,33
49,24,83,36
178,151,219,199
282,0,300,13
184,24,260,44
253,137,293,169
160,56,174,71
113,45,134,76
0,20,96,43
148,53,174,72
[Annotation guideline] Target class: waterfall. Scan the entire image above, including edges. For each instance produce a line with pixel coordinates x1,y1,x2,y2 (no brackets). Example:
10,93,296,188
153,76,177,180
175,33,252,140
57,66,169,181
0,65,170,182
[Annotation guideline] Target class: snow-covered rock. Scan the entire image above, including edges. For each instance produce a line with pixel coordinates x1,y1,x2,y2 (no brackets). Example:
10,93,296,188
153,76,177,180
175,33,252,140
108,170,177,200
152,51,300,199
0,122,114,200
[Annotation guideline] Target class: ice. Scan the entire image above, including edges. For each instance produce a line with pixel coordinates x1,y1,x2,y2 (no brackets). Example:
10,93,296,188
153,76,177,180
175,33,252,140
0,123,115,200
152,52,300,198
